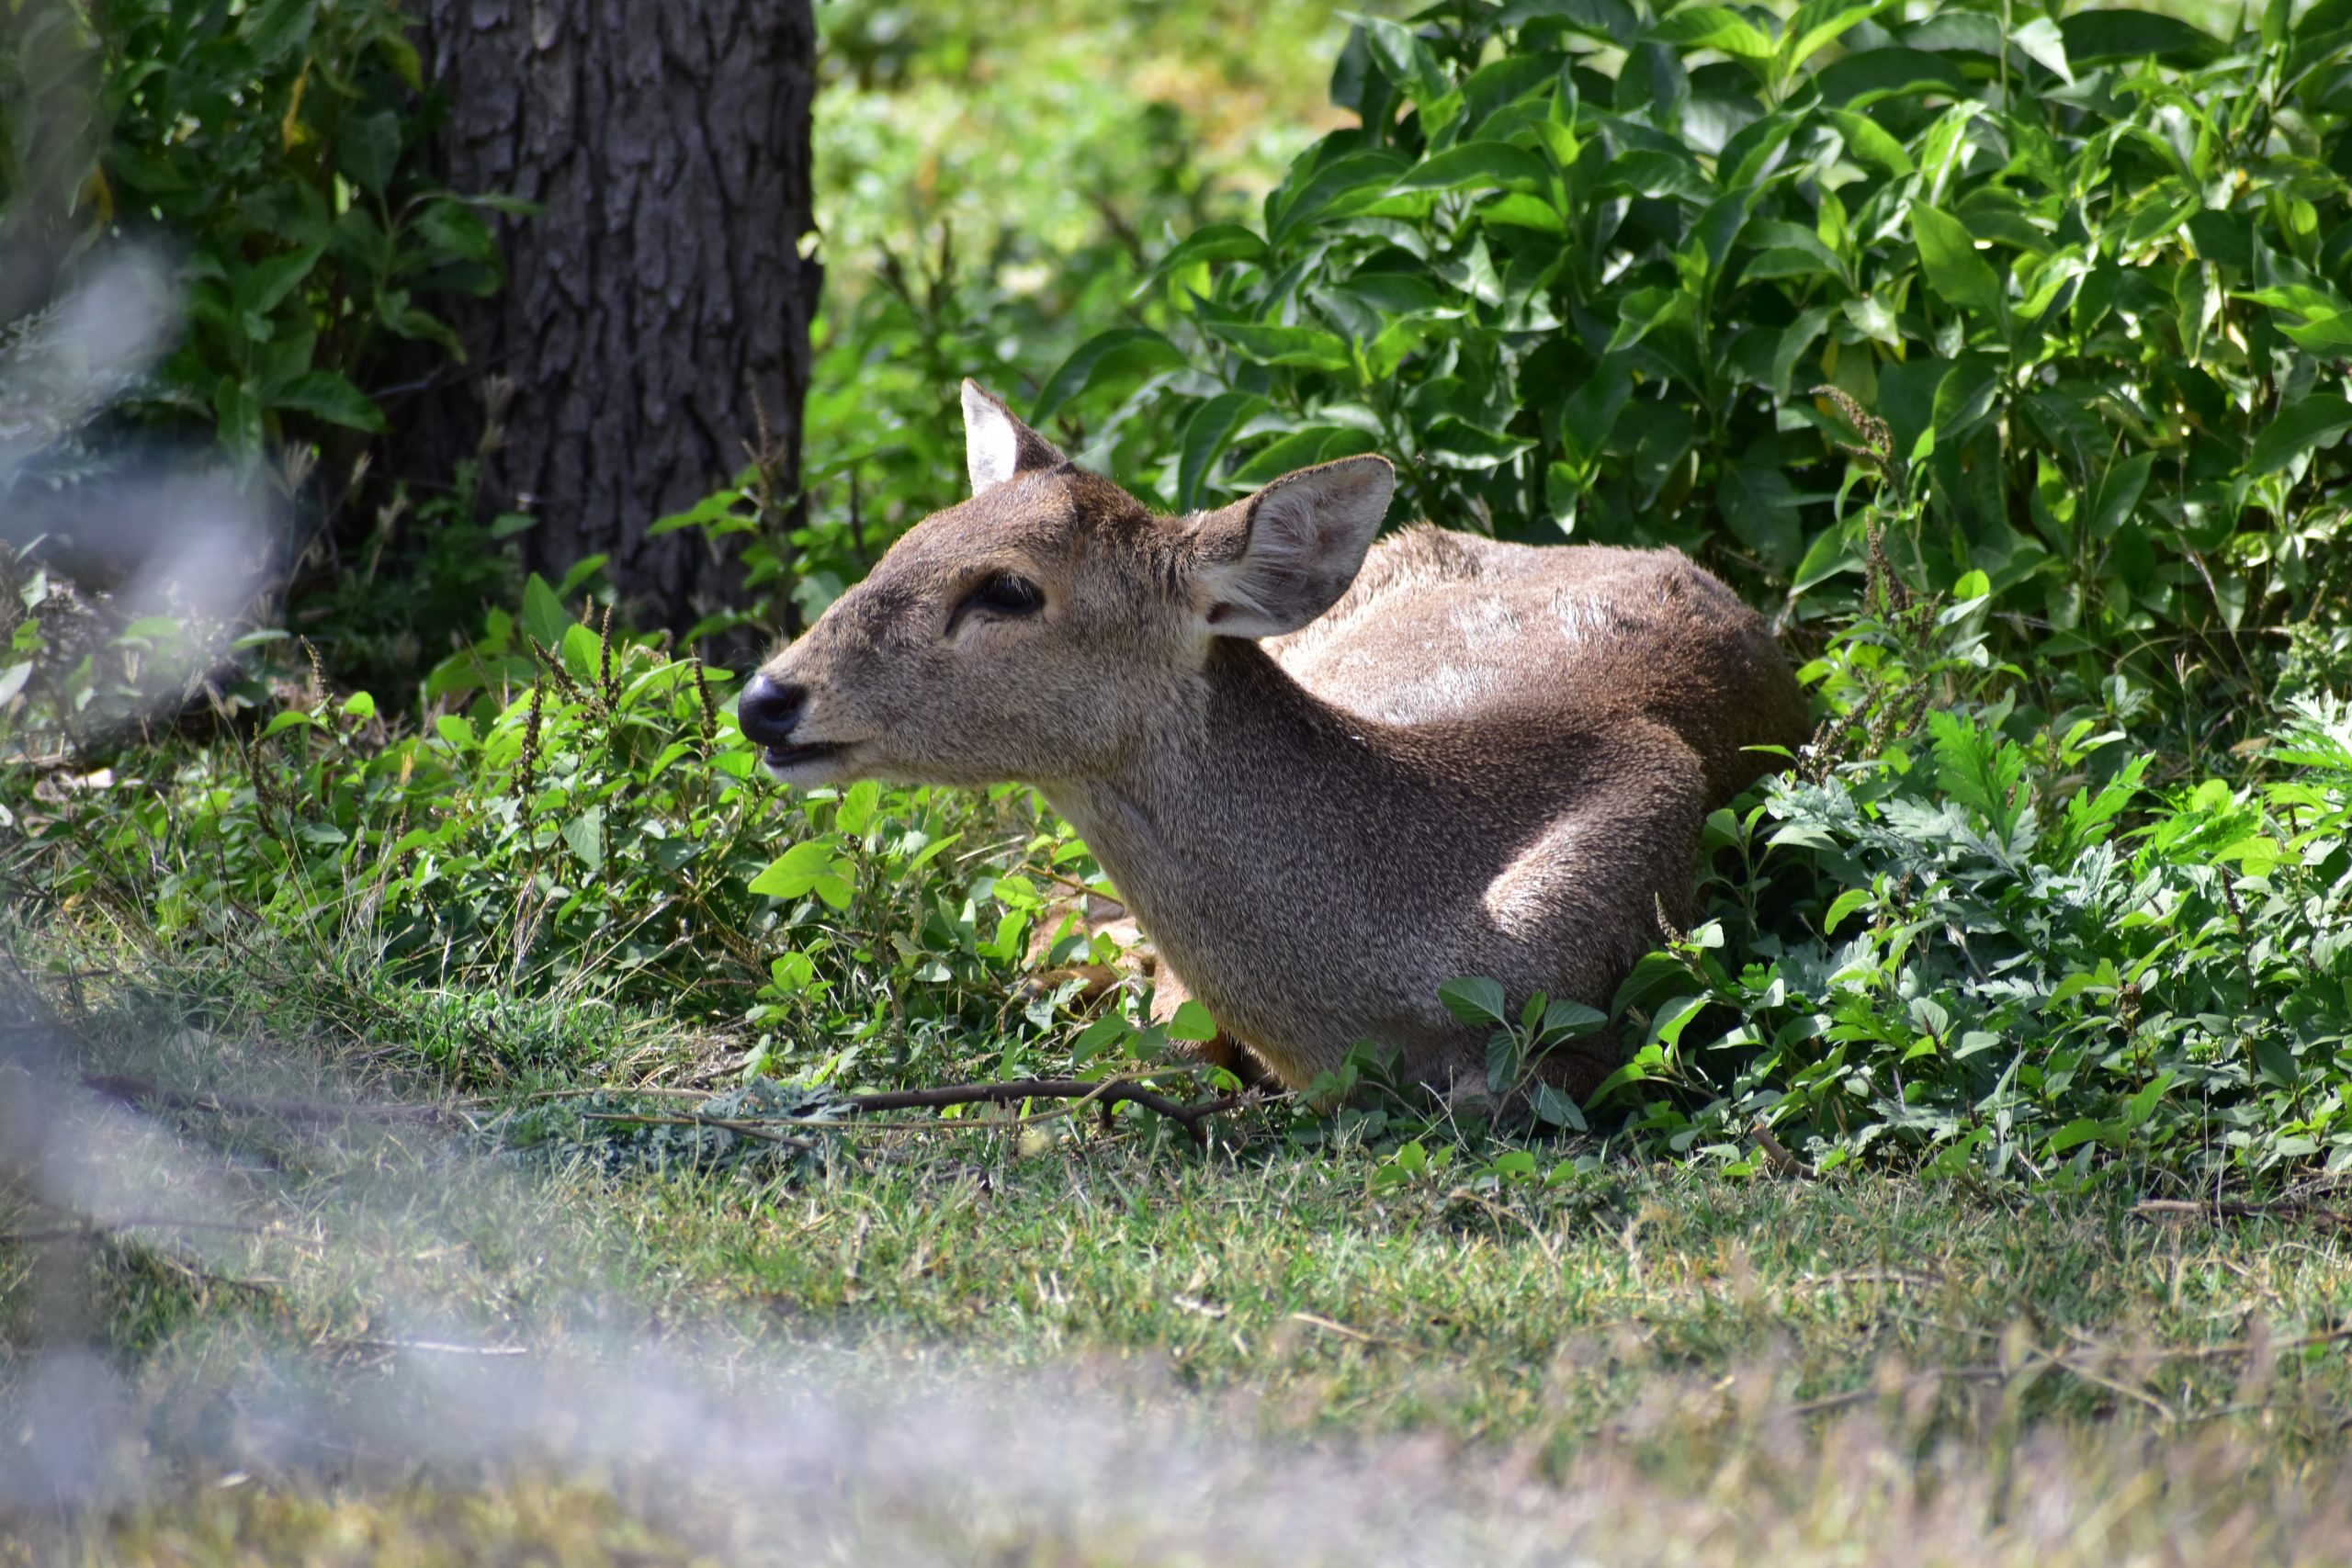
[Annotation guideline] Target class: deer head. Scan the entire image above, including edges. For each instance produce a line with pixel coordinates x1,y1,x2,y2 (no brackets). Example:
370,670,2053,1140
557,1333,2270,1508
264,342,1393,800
736,382,1394,789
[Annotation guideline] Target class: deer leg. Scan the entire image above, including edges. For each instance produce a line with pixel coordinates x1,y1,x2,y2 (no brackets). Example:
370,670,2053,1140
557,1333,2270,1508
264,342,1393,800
1148,969,1274,1089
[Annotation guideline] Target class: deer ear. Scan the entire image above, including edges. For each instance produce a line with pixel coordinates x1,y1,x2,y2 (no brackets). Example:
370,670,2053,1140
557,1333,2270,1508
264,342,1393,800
1190,456,1395,639
961,379,1066,494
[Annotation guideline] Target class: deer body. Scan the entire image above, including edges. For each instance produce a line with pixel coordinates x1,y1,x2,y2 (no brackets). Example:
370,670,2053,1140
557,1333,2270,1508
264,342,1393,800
738,384,1807,1098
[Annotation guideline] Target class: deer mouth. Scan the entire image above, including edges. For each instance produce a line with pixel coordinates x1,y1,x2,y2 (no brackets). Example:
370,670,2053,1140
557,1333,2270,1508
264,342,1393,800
762,740,846,772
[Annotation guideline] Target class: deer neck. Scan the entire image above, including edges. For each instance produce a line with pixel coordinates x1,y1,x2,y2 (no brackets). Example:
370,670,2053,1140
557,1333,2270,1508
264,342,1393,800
1039,639,1402,934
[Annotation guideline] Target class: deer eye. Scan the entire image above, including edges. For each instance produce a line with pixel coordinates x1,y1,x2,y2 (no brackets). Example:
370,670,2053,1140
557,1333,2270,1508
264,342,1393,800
962,572,1045,618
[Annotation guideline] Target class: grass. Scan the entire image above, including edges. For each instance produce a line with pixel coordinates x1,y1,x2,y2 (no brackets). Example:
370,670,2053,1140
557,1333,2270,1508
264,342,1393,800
6,942,2352,1563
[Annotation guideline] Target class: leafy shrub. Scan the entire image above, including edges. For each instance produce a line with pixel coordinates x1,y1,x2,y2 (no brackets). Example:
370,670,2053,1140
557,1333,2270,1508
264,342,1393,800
1623,639,2352,1184
1037,0,2352,732
7,574,1152,1090
0,0,509,458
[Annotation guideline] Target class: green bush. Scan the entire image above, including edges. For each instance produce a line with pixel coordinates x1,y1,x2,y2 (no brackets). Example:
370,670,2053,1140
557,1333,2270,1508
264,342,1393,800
8,566,1170,1090
1038,0,2352,723
0,0,508,458
1622,525,2352,1182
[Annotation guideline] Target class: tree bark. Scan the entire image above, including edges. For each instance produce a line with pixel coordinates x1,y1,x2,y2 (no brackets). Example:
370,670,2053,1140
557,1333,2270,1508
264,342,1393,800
401,0,818,639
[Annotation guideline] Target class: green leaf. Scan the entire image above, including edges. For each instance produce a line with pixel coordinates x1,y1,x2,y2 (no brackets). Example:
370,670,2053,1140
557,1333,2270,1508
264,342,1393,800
2252,1037,2299,1089
1176,392,1267,511
750,839,857,909
1530,1082,1589,1132
521,573,571,650
1030,328,1187,424
1353,15,1452,103
274,370,387,433
1477,192,1567,233
1604,148,1713,202
1227,425,1378,488
562,807,605,874
1911,205,2005,322
1337,273,1457,318
2279,314,2352,356
334,109,401,193
2246,395,2352,476
1555,357,1632,468
1824,108,1913,175
1649,6,1776,61
1823,886,1875,935
1271,150,1413,241
1145,224,1267,288
1929,710,2027,840
1487,1028,1525,1093
2010,16,2073,83
214,376,264,451
836,779,882,837
2058,9,2222,65
238,245,325,318
1391,141,1552,194
1782,0,1891,71
1170,999,1220,1042
1649,994,1710,1050
2045,1117,2110,1155
648,489,755,537
1440,976,1510,1026
1419,417,1534,471
1717,463,1804,569
1497,0,1636,41
768,952,820,997
2087,451,2155,537
243,0,318,64
1537,998,1607,1040
1814,48,1971,108
1201,321,1353,372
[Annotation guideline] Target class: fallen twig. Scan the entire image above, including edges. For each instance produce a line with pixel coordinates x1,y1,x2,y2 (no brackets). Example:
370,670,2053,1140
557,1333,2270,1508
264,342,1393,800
837,1076,1261,1145
82,1066,1258,1153
1753,1122,1819,1179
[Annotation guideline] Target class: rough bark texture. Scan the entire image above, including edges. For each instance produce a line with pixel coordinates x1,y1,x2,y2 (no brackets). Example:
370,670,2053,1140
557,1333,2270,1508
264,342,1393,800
402,0,818,637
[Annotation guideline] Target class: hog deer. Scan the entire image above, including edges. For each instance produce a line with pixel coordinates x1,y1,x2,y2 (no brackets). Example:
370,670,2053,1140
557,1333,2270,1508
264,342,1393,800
736,382,1808,1100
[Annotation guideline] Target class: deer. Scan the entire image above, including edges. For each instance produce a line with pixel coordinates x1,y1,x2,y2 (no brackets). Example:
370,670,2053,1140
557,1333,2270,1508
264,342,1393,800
734,382,1809,1104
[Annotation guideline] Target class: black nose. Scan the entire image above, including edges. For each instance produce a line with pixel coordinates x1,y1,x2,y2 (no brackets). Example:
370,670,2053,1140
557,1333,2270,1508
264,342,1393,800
735,671,808,748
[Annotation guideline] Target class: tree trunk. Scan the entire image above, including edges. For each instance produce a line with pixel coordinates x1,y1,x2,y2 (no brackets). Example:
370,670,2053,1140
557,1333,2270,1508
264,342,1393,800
402,0,819,640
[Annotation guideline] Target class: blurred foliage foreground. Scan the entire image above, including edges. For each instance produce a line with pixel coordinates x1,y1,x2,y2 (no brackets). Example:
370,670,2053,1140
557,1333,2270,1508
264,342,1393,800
9,0,2352,1191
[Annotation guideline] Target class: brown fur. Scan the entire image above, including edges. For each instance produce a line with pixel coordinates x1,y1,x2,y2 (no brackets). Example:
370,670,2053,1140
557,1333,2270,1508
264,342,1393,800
745,385,1808,1100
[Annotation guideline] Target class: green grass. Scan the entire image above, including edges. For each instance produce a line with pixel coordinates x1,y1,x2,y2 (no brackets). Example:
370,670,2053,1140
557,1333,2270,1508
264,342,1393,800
7,953,2352,1563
